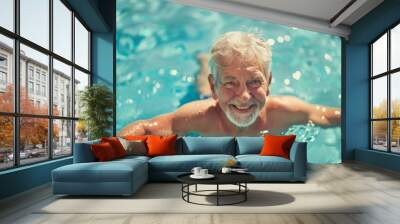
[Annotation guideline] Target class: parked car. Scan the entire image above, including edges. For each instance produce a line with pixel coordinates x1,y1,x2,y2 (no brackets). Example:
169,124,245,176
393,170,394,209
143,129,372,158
7,150,32,160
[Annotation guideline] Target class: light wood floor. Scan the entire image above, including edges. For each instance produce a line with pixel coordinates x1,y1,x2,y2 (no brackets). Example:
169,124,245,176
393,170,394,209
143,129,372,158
1,161,400,224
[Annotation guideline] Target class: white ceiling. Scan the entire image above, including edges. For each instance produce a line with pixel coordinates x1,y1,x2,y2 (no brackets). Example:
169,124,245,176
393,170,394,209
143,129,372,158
228,0,353,23
173,0,384,38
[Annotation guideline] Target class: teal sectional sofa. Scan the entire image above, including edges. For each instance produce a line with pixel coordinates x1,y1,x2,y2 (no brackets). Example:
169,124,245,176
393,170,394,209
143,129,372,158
52,137,307,196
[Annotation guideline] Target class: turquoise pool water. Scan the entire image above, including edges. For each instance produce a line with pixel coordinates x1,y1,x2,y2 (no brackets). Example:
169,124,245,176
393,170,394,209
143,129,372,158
116,0,342,163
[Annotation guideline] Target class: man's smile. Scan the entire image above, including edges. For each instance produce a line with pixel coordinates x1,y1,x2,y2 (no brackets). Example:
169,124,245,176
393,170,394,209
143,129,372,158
229,104,257,114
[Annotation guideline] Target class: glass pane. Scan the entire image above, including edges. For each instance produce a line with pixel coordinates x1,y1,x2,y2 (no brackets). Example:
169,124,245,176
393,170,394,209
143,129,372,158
75,120,88,143
74,17,89,70
20,44,49,115
0,34,14,112
372,77,387,119
391,72,400,118
0,116,13,170
74,69,89,118
391,120,400,153
392,24,400,70
53,0,71,60
0,0,14,31
53,59,72,117
20,0,49,49
20,117,49,165
372,121,388,151
372,33,387,76
53,119,72,158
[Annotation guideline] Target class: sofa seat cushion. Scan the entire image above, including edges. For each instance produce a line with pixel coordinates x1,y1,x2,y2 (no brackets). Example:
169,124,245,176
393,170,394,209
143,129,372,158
149,155,235,172
236,155,293,172
116,155,150,162
52,159,147,183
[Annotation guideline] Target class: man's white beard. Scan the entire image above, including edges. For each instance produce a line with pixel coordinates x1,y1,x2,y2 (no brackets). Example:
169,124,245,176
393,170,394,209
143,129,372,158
224,105,260,128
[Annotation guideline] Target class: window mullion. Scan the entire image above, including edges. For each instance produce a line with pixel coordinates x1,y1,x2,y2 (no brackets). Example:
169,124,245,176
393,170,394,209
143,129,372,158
13,0,20,167
71,10,76,154
48,0,53,160
388,30,391,152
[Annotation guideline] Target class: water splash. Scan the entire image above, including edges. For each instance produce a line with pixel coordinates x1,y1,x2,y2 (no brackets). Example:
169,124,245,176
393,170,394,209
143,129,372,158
282,121,320,143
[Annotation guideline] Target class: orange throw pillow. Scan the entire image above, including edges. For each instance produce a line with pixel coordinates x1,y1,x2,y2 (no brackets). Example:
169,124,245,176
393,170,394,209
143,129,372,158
91,142,117,161
146,135,177,157
101,137,126,158
260,134,296,159
124,135,148,141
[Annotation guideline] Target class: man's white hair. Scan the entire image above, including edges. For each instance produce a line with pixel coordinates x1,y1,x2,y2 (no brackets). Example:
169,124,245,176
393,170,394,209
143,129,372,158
209,31,272,83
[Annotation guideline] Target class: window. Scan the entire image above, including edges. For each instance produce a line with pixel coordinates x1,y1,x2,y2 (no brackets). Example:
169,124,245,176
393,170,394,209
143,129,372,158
0,71,6,85
35,70,41,81
35,83,40,95
74,17,89,70
0,55,7,67
53,0,72,60
0,0,14,32
0,53,8,87
28,81,34,94
0,0,91,170
370,23,400,154
42,85,46,97
28,67,34,80
20,0,49,49
53,119,72,158
0,35,13,113
53,59,72,117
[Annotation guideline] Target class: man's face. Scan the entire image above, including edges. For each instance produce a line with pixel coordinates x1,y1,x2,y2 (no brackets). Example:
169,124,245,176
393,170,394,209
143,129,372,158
211,63,269,128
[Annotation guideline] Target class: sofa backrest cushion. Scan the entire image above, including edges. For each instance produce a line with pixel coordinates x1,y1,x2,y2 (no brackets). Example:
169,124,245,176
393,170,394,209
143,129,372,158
73,139,100,163
177,137,235,155
235,137,263,155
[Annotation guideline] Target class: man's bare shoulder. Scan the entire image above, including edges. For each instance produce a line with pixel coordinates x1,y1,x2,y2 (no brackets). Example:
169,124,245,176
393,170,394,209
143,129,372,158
172,98,220,133
266,96,307,113
173,98,220,123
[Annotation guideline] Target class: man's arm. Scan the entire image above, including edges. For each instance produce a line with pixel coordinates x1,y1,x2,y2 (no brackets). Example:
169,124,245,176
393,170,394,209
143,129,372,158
117,99,215,136
117,113,175,136
278,96,341,127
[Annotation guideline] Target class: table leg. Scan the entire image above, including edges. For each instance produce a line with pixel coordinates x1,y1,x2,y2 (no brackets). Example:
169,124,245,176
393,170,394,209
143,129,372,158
245,183,247,201
195,184,197,192
217,184,219,206
187,184,190,202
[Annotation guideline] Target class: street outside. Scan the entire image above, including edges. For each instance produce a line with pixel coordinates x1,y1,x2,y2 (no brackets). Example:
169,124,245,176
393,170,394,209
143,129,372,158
0,146,72,170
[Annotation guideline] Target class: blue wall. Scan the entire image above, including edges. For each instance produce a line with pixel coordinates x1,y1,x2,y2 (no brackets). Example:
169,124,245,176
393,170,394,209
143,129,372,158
92,33,113,87
345,0,400,171
0,0,115,200
0,158,72,199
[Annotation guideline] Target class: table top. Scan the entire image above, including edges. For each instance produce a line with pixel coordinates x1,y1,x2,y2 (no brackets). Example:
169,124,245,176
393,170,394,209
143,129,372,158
177,172,255,185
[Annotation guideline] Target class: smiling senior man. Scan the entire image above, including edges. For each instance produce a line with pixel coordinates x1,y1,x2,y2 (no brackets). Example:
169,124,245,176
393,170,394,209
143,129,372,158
118,31,341,137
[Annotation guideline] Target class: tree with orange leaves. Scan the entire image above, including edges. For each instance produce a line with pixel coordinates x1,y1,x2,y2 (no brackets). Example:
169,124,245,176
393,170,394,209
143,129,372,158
0,84,59,151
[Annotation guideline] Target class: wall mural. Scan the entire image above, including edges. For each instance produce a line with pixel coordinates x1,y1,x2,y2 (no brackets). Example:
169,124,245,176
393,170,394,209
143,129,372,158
116,0,342,163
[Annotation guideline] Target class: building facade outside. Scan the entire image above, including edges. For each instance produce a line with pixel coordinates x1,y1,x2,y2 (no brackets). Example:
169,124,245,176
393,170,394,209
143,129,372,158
0,41,86,168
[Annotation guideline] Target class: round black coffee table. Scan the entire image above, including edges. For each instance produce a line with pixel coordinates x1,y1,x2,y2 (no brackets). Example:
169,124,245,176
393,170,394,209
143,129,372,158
177,173,255,206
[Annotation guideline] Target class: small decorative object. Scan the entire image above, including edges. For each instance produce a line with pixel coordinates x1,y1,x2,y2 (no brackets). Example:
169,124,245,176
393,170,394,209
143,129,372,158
221,167,232,173
221,159,239,173
225,159,238,168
